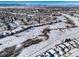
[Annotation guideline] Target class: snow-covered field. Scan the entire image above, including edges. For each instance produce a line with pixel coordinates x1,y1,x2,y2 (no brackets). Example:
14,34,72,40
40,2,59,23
0,13,79,57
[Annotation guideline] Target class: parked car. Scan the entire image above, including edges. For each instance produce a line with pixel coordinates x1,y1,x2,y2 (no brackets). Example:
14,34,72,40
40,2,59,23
69,41,77,48
72,39,78,44
63,42,71,50
59,44,66,49
36,54,45,57
48,49,56,54
53,53,60,57
44,51,54,57
55,46,64,56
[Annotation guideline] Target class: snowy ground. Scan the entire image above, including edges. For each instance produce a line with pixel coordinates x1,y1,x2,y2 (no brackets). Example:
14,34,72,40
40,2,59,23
0,13,79,57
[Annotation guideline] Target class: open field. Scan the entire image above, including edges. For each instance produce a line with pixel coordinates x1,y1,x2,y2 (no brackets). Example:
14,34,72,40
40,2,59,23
0,7,79,57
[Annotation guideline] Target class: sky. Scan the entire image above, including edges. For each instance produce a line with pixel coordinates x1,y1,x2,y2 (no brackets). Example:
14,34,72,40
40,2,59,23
0,0,79,1
0,1,79,7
